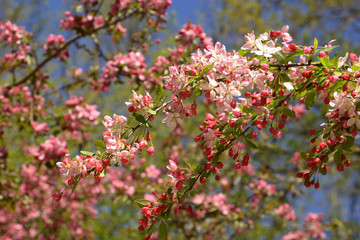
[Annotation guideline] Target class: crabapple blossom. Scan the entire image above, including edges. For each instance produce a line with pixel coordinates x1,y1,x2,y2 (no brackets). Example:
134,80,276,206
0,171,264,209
5,4,357,237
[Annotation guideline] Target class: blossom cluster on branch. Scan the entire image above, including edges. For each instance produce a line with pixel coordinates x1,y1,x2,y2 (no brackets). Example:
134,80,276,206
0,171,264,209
0,0,357,239
53,20,358,238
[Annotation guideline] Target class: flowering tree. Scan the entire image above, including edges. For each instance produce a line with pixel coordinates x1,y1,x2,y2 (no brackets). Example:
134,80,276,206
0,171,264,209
1,1,359,239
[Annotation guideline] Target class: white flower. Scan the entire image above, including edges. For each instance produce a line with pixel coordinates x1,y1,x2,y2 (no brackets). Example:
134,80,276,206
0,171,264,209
241,31,256,50
252,40,281,58
216,82,241,104
347,112,360,129
162,112,183,129
338,53,348,67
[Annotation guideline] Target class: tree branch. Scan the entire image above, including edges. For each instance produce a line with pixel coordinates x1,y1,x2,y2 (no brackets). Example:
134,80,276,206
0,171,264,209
7,7,140,90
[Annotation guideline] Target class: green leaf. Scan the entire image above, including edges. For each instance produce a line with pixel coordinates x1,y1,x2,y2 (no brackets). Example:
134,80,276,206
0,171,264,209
245,139,257,149
293,90,307,99
122,129,132,139
320,45,338,53
334,71,342,76
320,56,331,69
80,151,95,156
100,168,106,177
189,191,198,197
201,63,214,75
305,90,316,110
71,175,81,195
148,109,157,115
351,65,360,72
343,136,354,151
94,140,106,150
159,220,168,240
314,37,318,50
133,112,147,124
26,55,32,65
238,49,247,56
193,86,202,96
239,105,254,114
135,199,152,209
282,108,296,118
281,49,304,64
280,72,291,82
334,150,342,165
154,84,164,102
331,53,338,69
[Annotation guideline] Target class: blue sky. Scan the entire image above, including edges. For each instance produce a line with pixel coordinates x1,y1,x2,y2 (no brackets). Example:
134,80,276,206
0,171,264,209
168,0,201,25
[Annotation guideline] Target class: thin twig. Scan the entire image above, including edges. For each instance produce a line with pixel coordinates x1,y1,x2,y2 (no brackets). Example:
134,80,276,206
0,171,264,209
7,7,140,90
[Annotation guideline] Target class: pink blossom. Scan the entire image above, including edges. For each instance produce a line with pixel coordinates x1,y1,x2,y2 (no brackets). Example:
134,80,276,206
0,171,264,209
274,203,296,221
166,160,178,172
31,122,49,133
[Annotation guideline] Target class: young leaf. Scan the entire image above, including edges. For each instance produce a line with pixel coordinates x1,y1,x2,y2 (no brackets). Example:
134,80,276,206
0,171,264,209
122,129,132,139
320,56,331,69
80,151,95,156
343,136,354,151
135,199,152,209
201,63,214,75
351,65,360,72
71,175,81,195
305,90,316,110
238,49,247,56
154,84,164,102
282,108,296,118
331,52,338,69
133,112,147,124
100,168,106,177
245,139,257,149
314,37,318,50
159,220,168,240
148,109,157,115
334,150,342,165
94,140,106,150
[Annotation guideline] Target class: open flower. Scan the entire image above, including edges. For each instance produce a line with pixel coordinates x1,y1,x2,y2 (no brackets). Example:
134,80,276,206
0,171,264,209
56,154,85,181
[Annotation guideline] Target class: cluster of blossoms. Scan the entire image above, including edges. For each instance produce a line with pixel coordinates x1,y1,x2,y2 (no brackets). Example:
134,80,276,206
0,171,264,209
283,213,326,240
0,21,31,68
26,135,68,162
126,91,153,114
138,0,172,27
0,85,45,125
249,178,276,209
241,25,293,57
60,11,104,31
0,82,48,139
159,25,360,194
56,153,109,185
172,23,213,54
93,51,147,91
45,15,360,238
295,52,360,188
0,164,103,239
43,34,69,60
56,95,156,187
92,22,212,91
62,97,100,141
192,193,236,216
274,203,296,221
